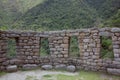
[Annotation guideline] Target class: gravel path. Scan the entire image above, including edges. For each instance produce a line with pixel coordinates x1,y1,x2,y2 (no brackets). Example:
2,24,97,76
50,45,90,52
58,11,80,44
0,70,78,80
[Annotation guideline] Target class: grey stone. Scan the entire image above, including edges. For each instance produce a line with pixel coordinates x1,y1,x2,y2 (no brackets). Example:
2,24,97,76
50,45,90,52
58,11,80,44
111,28,120,32
23,64,38,70
83,39,90,42
41,65,53,70
99,32,111,36
84,45,87,49
114,54,119,58
114,58,120,61
99,28,107,32
107,68,120,75
113,49,120,54
113,61,120,65
84,52,89,57
66,65,76,72
24,46,30,49
2,61,9,66
28,56,32,60
9,59,22,65
7,65,17,72
113,45,119,48
89,43,96,47
55,64,66,70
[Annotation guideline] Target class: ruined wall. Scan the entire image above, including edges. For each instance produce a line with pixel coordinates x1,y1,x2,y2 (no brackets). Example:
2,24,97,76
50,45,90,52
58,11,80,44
0,28,120,75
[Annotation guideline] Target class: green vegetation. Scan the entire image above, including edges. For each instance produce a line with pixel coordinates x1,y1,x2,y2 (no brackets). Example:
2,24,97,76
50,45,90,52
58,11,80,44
105,9,120,27
13,0,98,30
24,71,120,80
0,0,45,27
12,0,120,30
17,0,45,13
0,0,120,59
7,39,17,58
40,38,50,57
0,0,120,30
101,36,114,59
25,75,39,80
69,36,80,57
43,74,52,78
0,72,6,76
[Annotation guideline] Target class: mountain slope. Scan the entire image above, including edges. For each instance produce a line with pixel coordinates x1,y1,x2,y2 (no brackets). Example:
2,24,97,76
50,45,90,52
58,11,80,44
0,0,21,27
14,0,99,30
0,0,45,27
14,0,120,30
105,9,120,27
86,0,120,19
0,0,120,30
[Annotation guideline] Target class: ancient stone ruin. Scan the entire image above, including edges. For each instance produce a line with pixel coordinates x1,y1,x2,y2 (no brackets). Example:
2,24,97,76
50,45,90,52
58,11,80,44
0,28,120,75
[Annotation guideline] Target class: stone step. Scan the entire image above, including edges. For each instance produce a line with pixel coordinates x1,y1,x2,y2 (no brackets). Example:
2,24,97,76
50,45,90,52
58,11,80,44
107,68,120,75
7,65,18,72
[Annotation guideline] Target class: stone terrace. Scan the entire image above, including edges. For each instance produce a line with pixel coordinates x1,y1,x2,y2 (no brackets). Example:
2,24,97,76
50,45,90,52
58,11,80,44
0,28,120,75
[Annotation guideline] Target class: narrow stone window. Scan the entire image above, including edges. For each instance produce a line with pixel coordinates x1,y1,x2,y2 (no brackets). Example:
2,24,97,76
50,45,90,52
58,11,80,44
7,38,17,58
100,36,114,59
40,38,50,57
69,36,80,57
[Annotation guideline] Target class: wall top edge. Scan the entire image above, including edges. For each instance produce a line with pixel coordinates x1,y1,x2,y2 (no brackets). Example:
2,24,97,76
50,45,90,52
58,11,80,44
0,28,120,34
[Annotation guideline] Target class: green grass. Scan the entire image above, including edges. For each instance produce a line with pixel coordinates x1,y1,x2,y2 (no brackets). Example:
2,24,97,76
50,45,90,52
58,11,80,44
25,75,39,80
0,72,6,76
69,36,80,57
19,0,45,13
7,39,17,58
41,71,120,80
40,38,50,57
43,75,52,78
101,36,114,59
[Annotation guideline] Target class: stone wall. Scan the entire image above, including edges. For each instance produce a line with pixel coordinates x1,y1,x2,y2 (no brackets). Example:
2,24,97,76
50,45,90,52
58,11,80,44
0,28,120,75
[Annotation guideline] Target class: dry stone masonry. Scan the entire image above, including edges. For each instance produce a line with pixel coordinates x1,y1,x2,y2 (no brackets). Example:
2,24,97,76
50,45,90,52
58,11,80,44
0,28,120,75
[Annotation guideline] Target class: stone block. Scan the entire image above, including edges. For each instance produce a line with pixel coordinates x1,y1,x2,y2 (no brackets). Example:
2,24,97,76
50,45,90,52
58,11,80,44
113,45,120,49
84,45,87,49
66,65,76,72
63,39,68,44
61,44,68,48
113,49,120,53
64,54,68,57
99,32,111,36
24,46,30,49
58,55,63,58
55,64,66,70
7,65,17,72
84,52,89,57
83,39,90,42
41,65,53,70
114,54,119,58
22,64,38,70
107,68,120,75
111,28,120,32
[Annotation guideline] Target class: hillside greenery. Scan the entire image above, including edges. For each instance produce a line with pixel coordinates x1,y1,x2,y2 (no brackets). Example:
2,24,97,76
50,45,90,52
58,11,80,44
0,0,45,27
13,0,98,30
11,0,120,30
0,0,120,59
0,0,119,30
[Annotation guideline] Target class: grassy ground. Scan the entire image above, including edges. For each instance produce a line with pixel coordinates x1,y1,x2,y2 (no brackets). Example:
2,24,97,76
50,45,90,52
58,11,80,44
0,72,6,76
26,70,120,80
0,70,120,80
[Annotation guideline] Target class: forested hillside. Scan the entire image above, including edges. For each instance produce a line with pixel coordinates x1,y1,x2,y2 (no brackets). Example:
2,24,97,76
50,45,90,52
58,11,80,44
14,0,98,30
0,0,120,30
0,0,119,59
86,0,120,27
0,0,45,28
